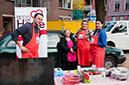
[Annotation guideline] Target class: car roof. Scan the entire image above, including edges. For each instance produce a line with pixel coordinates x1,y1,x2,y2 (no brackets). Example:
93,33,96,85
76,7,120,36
106,20,129,22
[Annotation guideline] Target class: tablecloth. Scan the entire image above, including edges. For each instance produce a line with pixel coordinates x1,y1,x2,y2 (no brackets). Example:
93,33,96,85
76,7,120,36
54,70,129,85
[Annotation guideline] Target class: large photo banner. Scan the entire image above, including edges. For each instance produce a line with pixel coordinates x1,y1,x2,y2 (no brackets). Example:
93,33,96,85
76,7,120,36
14,7,47,58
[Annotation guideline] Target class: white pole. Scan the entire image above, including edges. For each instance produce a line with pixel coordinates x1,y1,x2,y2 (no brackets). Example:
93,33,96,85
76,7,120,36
31,0,33,6
21,0,22,7
40,0,41,7
14,0,16,7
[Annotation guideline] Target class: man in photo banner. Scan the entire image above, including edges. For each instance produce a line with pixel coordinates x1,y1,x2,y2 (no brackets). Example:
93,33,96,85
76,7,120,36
11,13,43,58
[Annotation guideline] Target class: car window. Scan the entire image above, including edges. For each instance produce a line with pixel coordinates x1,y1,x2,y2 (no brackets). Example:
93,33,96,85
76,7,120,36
47,33,60,47
6,39,16,48
112,22,127,33
105,22,110,28
105,22,116,32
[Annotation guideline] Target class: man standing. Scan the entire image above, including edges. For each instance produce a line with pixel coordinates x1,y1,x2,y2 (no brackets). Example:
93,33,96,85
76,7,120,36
11,13,43,58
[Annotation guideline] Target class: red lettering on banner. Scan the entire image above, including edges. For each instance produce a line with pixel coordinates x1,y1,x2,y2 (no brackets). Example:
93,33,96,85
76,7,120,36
41,30,47,35
17,20,24,28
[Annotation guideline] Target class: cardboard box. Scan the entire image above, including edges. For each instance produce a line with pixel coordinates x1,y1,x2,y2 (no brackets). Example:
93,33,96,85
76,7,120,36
81,68,106,83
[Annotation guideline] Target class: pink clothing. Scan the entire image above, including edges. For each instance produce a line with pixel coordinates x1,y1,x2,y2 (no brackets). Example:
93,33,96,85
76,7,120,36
66,39,76,62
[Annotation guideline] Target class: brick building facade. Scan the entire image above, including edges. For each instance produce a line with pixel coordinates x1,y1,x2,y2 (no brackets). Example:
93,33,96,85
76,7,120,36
84,0,129,21
0,0,14,32
108,0,129,21
0,0,73,33
45,0,73,21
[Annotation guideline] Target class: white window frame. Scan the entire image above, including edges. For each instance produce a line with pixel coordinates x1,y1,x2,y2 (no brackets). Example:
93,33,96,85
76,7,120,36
2,14,14,32
18,0,33,7
124,0,129,10
114,1,121,11
59,0,73,10
59,16,72,21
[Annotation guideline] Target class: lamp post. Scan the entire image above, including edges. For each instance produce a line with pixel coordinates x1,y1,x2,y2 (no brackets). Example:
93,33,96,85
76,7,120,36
48,0,49,15
90,0,92,21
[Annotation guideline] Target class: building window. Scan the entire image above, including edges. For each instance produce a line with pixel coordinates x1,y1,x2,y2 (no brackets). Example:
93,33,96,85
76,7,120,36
125,0,129,10
120,16,124,20
17,0,33,7
114,1,120,11
59,0,72,9
3,17,13,32
59,16,72,21
112,16,116,21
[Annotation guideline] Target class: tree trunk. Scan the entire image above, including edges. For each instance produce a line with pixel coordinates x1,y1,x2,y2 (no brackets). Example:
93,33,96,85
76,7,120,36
95,0,105,27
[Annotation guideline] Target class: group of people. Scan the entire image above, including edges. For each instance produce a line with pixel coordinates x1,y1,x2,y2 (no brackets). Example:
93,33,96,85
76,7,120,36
57,20,107,70
10,12,107,70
